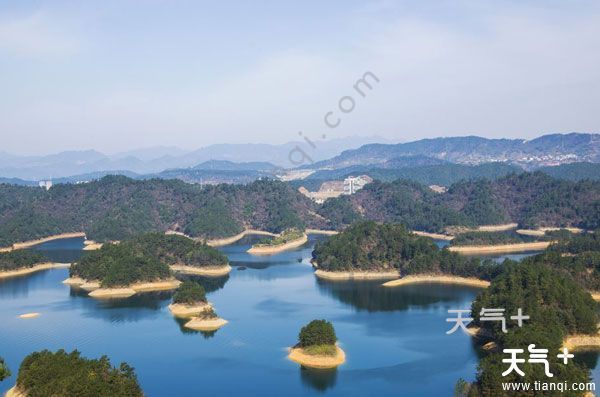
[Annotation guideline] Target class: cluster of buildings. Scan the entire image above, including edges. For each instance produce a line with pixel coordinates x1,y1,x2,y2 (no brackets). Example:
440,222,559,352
299,175,373,204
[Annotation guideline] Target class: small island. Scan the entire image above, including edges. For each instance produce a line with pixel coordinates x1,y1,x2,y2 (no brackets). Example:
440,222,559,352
168,280,212,318
288,319,345,369
183,307,228,331
247,228,308,255
0,250,69,279
4,349,143,397
312,221,499,284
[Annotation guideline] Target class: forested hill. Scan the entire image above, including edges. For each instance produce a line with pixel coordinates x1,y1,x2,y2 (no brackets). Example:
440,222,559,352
0,176,323,246
318,172,600,231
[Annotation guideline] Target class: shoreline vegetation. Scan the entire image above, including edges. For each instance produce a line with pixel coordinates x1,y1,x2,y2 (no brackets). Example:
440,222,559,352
447,241,552,254
83,240,103,250
412,231,454,240
168,302,212,318
516,227,585,237
382,274,490,288
247,229,308,255
0,263,70,279
206,229,277,247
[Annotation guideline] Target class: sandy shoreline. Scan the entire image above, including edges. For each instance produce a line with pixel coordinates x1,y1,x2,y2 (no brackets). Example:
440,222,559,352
207,229,277,247
563,331,600,351
169,264,231,277
2,232,87,251
305,229,339,236
287,346,346,369
448,241,552,255
382,275,490,288
168,302,212,318
64,277,181,298
412,231,454,240
83,240,103,250
517,227,585,237
314,269,400,281
18,312,41,319
0,263,70,279
4,386,26,397
247,234,308,255
184,317,228,331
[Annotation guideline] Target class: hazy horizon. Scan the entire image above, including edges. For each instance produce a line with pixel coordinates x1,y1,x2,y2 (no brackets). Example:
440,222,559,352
2,1,600,155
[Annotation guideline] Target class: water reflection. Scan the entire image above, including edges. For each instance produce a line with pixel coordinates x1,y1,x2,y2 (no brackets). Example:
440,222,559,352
300,367,338,392
316,278,483,312
177,274,229,294
30,237,85,263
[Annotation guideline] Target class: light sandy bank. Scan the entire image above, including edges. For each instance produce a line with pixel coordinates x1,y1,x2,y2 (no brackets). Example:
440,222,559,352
168,302,212,318
287,346,346,369
247,234,308,255
83,240,103,250
11,232,86,250
382,275,490,288
5,386,26,397
0,263,70,279
448,241,552,255
18,312,40,319
65,278,181,299
184,317,228,331
591,293,600,302
446,223,518,235
412,231,454,241
517,227,585,237
314,269,400,281
305,229,339,236
563,331,600,351
169,264,231,277
207,229,277,247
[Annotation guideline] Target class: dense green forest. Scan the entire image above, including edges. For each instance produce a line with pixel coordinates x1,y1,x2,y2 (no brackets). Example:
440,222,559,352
14,350,143,396
0,172,597,246
172,281,207,305
450,231,529,246
464,262,598,396
317,173,600,232
70,233,228,286
312,221,500,280
0,176,320,246
128,233,228,267
0,250,46,271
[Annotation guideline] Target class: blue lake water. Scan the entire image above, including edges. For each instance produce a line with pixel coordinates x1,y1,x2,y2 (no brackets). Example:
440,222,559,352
0,236,562,396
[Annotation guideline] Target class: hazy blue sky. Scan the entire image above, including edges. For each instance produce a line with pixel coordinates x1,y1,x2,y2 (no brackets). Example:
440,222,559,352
1,0,599,155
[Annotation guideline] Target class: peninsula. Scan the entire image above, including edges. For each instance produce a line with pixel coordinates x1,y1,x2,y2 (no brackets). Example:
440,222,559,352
247,228,308,255
0,250,69,279
312,221,500,283
287,319,345,369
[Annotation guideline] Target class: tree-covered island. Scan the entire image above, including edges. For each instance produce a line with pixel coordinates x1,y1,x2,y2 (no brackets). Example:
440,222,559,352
5,350,143,397
288,319,345,369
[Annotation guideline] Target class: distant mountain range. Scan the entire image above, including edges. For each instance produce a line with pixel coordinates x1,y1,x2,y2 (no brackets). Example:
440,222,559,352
0,133,598,183
0,136,387,180
305,133,600,170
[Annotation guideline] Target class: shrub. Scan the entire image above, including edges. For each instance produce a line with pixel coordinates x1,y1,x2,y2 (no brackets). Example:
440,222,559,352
172,281,206,305
298,319,337,348
0,357,10,381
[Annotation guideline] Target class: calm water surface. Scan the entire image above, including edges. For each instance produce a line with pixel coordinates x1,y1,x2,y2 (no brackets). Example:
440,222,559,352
0,236,508,396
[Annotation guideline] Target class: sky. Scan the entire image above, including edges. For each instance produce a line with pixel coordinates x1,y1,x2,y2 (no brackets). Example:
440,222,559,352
0,0,599,155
